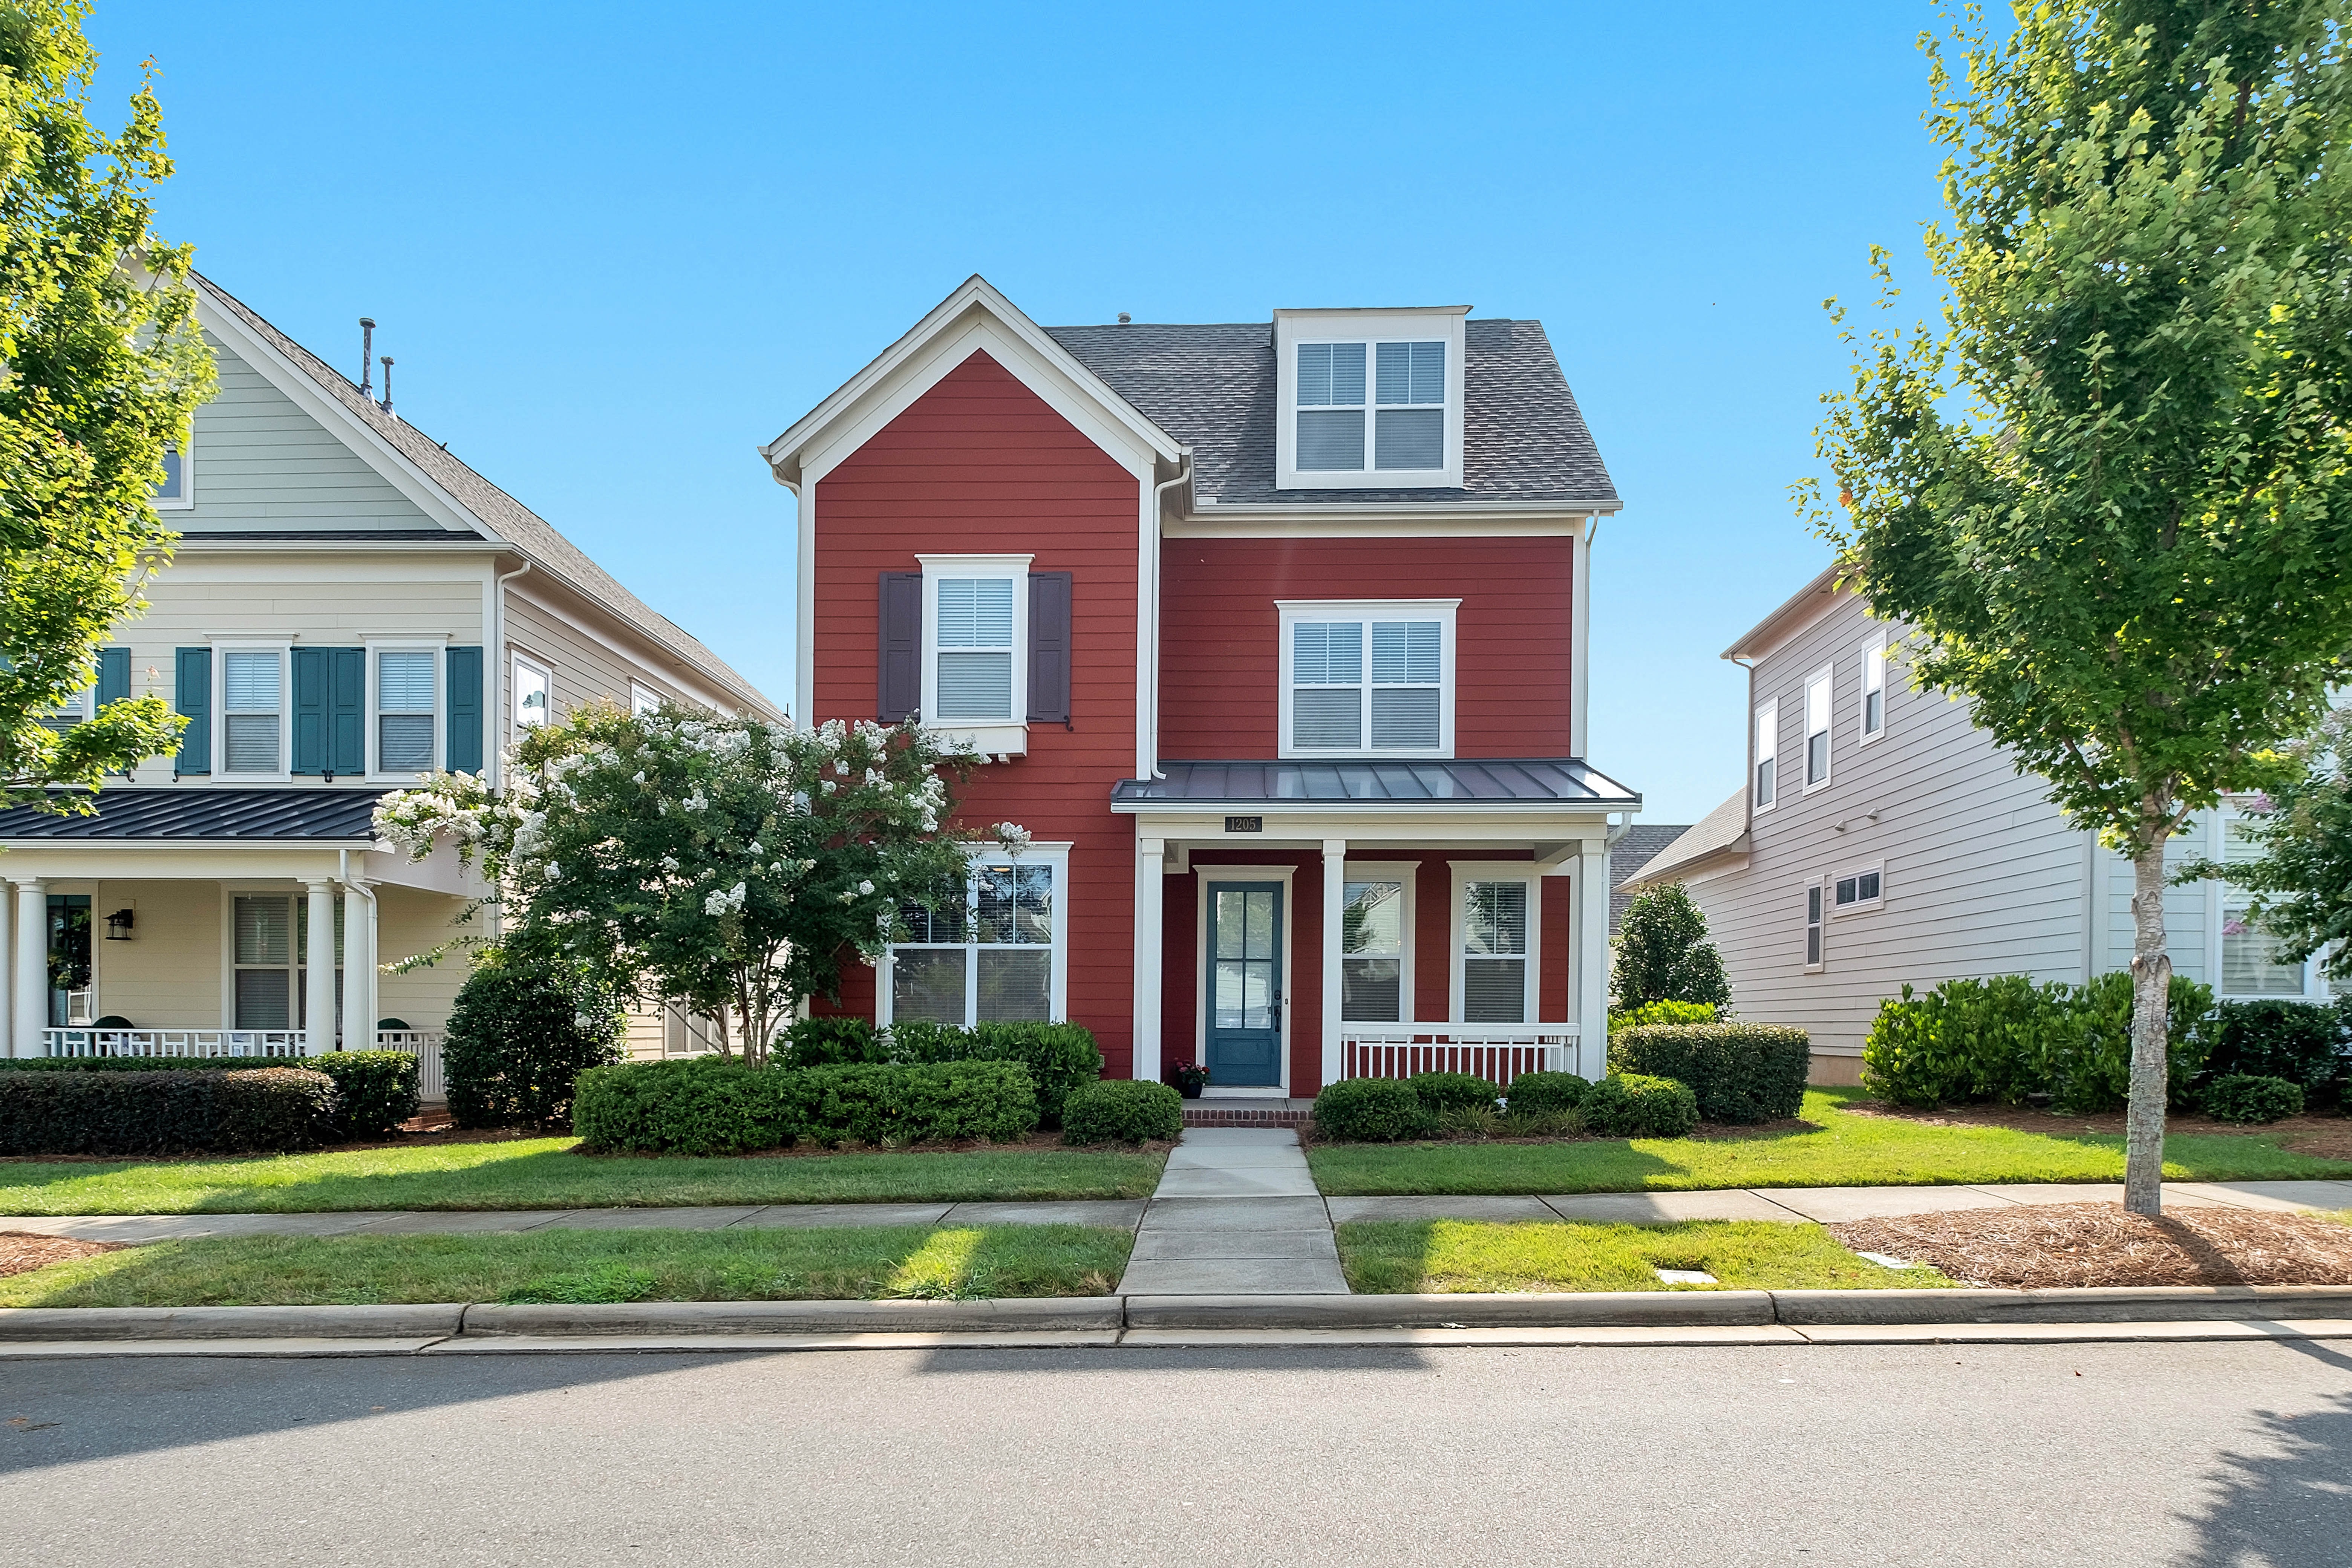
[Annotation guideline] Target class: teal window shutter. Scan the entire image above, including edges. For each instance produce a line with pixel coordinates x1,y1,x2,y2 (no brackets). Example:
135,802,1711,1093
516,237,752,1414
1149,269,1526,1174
446,646,483,773
173,648,211,775
291,648,328,775
96,648,130,707
329,648,365,776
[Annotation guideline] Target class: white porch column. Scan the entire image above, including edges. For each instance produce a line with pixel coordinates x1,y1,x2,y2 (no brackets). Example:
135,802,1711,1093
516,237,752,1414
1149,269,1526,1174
1321,838,1346,1093
1575,839,1612,1079
11,878,46,1058
343,880,378,1049
1132,836,1164,1084
0,883,11,1057
303,879,338,1054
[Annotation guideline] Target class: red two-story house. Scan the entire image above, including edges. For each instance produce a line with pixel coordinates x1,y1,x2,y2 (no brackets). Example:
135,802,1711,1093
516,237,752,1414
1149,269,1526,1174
760,277,1632,1102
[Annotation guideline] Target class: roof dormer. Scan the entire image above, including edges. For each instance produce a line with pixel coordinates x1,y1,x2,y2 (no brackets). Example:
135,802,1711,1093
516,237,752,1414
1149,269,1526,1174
1273,306,1468,491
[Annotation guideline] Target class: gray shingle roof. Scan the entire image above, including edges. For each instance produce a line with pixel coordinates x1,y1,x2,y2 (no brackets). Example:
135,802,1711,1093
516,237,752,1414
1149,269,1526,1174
0,789,387,842
1043,319,1618,508
1621,789,1751,889
1610,822,1694,935
194,274,777,716
1113,758,1638,808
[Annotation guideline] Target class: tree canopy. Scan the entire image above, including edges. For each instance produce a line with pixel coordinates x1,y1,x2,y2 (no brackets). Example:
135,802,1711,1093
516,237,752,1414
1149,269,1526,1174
1611,883,1733,1014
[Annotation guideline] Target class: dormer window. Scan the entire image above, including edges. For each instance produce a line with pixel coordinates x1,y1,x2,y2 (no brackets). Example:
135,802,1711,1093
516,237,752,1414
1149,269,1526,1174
1275,308,1467,490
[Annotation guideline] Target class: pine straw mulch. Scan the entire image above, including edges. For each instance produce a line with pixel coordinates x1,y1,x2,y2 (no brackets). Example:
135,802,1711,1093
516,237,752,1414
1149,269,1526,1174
1827,1202,2352,1289
0,1232,124,1280
1842,1099,2352,1161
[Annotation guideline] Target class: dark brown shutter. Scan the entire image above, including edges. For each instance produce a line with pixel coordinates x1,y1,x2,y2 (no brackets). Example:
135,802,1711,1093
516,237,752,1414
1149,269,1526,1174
877,571,923,722
1028,570,1072,724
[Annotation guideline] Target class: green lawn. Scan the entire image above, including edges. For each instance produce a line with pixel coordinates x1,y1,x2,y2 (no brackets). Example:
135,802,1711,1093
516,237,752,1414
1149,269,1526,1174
0,1223,1134,1307
0,1139,1165,1216
1336,1218,1958,1294
1308,1089,2352,1196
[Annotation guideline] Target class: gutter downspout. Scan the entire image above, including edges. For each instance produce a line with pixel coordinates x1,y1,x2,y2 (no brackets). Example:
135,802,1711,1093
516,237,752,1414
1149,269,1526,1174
1146,455,1191,779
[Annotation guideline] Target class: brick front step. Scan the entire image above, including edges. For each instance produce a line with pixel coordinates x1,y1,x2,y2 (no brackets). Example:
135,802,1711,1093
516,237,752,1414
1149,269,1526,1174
1182,1099,1314,1127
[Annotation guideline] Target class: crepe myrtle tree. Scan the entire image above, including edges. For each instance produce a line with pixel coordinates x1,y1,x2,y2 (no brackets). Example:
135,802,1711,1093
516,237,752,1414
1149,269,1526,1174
377,705,1022,1066
1807,2,2352,1214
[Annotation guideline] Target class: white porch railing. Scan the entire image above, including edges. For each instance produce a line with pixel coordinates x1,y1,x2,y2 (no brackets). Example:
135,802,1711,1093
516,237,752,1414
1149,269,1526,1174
37,1027,447,1104
373,1030,446,1101
1339,1024,1582,1090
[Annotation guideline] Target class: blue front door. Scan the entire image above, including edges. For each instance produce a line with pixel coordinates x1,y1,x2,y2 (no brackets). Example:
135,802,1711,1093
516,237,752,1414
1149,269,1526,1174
1207,883,1283,1088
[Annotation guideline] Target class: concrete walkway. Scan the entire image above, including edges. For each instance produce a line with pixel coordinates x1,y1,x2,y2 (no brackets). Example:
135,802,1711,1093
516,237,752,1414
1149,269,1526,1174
1327,1179,2352,1225
1115,1129,1346,1296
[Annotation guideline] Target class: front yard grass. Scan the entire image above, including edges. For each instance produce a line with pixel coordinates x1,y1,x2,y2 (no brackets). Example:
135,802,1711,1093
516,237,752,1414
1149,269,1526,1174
0,1223,1134,1306
0,1140,1165,1216
1335,1217,1958,1294
1307,1088,2352,1196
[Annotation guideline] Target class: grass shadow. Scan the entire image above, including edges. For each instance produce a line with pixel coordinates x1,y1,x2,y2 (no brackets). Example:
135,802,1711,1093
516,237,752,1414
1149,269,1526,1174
1332,1217,1955,1294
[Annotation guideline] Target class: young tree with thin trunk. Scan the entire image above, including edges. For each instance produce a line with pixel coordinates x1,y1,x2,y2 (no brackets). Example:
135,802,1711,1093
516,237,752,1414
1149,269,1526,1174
1810,2,2352,1214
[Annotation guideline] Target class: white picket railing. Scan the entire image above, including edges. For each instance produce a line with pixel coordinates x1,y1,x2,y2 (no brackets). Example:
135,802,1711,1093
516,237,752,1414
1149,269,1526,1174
39,1028,313,1059
373,1030,446,1101
1339,1024,1582,1090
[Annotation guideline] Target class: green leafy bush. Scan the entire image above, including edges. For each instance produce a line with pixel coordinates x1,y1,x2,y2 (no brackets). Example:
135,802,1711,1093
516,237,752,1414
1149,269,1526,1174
2201,1073,2307,1124
1502,1070,1589,1117
1577,1073,1701,1138
0,1067,339,1155
1407,1071,1502,1115
443,946,626,1130
884,1020,1103,1127
308,1051,421,1138
1606,1000,1720,1036
572,1058,1040,1155
1613,1024,1811,1124
2204,1001,2347,1104
1061,1080,1182,1144
1311,1078,1429,1142
1610,884,1732,1011
780,1015,888,1066
1862,972,2216,1112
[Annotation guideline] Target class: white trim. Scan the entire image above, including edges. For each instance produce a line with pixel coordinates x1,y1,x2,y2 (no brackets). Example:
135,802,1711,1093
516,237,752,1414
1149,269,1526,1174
1338,860,1419,1027
1275,598,1459,760
917,552,1034,755
365,640,443,783
153,434,193,511
1753,699,1779,812
630,680,662,717
1829,859,1884,917
1569,516,1592,758
1801,663,1834,792
787,476,813,726
1193,863,1300,1098
1134,835,1165,1084
1447,861,1542,1026
215,642,292,782
1858,632,1888,745
1274,309,1468,491
1166,505,1617,537
510,649,552,745
875,841,1072,1029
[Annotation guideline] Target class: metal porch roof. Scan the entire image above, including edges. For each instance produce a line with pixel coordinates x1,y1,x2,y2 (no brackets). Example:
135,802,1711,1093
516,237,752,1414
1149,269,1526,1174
0,788,389,842
1112,759,1640,809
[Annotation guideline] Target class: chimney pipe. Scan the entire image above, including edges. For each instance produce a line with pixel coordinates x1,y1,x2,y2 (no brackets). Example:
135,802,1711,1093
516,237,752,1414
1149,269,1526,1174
378,356,394,418
358,318,375,398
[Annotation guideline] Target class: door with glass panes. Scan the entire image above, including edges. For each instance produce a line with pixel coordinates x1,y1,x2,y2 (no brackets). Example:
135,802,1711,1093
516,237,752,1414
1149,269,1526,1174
1206,883,1283,1087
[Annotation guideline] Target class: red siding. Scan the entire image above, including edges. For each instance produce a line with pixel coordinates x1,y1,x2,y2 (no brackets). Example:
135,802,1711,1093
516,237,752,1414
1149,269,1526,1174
1159,536,1574,759
810,351,1141,1076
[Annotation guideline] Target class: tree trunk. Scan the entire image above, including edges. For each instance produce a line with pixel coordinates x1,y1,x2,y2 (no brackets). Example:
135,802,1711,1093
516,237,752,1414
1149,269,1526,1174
2123,818,2174,1217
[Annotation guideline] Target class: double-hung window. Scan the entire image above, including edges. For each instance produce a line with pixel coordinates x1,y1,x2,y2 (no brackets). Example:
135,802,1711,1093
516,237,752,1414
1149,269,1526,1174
154,440,191,509
232,893,341,1032
1295,342,1367,471
1279,600,1457,758
41,683,92,734
1804,882,1825,970
917,554,1032,754
1804,667,1833,787
222,650,285,774
1754,701,1778,809
1276,311,1465,489
374,649,437,774
885,848,1067,1027
1340,877,1408,1023
1860,637,1887,742
1460,877,1532,1023
2220,814,2309,996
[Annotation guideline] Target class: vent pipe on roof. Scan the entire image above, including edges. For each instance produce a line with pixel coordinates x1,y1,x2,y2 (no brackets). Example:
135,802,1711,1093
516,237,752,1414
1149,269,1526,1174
1117,312,1131,324
378,357,395,419
358,318,375,399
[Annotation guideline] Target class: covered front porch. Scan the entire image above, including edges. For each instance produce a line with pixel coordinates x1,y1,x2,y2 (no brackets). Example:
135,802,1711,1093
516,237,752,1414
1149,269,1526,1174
1115,759,1640,1100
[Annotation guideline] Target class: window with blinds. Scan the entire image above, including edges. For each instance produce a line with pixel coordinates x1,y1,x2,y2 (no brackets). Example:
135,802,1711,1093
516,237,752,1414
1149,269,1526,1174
1341,879,1405,1023
222,651,283,773
890,861,1057,1027
1861,639,1886,740
1804,666,1832,787
376,650,436,773
1754,700,1779,808
234,894,345,1031
2221,816,2310,996
1289,617,1443,754
1295,339,1446,473
1462,880,1528,1023
934,577,1015,721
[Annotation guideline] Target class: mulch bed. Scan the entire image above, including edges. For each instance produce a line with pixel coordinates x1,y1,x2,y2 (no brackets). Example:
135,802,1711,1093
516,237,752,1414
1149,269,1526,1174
1842,1099,2352,1161
0,1232,124,1280
1828,1202,2352,1289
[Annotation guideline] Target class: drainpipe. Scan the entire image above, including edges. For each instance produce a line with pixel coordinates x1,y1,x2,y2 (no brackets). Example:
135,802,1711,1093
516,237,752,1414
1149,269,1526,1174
1145,455,1190,780
492,560,533,790
340,849,379,1050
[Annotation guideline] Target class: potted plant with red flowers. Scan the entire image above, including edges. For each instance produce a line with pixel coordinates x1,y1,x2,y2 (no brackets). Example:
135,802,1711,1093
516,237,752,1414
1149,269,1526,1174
1165,1058,1210,1099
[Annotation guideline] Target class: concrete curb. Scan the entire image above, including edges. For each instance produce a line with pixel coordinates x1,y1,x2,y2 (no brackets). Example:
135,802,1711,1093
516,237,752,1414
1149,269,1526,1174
461,1298,1125,1337
0,1304,466,1341
1122,1291,1777,1330
1771,1284,2352,1325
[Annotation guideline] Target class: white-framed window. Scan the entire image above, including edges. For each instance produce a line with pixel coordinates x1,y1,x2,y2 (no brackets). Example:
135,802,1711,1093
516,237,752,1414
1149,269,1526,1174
40,682,93,733
228,892,341,1031
1804,880,1825,971
881,844,1070,1027
218,646,287,776
511,651,551,740
2218,811,2316,997
1860,636,1886,743
1274,309,1466,490
153,439,192,510
371,646,439,776
631,681,661,717
1803,666,1833,788
1451,865,1539,1024
1754,701,1778,810
1277,599,1459,758
918,553,1032,755
1831,862,1883,915
1340,865,1416,1024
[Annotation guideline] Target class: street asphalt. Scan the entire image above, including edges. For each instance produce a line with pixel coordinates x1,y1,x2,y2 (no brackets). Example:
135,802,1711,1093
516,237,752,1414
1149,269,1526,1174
4,1338,2348,1565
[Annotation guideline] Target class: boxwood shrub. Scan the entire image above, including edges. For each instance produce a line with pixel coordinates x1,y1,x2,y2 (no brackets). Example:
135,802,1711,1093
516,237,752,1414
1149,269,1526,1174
1862,971,2216,1112
572,1057,1040,1155
1311,1077,1428,1142
309,1050,422,1138
1501,1070,1589,1117
0,1067,340,1155
2205,1001,2347,1105
2202,1073,2307,1125
1612,1023,1811,1124
780,1015,890,1066
884,1020,1102,1126
1577,1072,1700,1138
1061,1080,1183,1144
0,1054,302,1073
1407,1071,1502,1115
444,948,626,1130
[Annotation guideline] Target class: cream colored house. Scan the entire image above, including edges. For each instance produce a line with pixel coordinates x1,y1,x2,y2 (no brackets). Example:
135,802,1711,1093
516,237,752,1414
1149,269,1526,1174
0,274,779,1081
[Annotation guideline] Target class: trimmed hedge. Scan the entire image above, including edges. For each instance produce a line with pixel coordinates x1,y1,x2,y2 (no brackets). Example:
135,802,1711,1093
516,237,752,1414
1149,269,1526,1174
0,1055,303,1073
1407,1071,1503,1115
1862,971,2217,1113
884,1020,1103,1127
310,1051,421,1138
780,1015,890,1066
2202,1073,2307,1125
1606,1000,1720,1036
1061,1080,1183,1145
1613,1024,1811,1124
2206,1001,2348,1104
444,949,626,1130
1577,1073,1700,1138
1312,1078,1427,1142
1502,1070,1589,1116
0,1067,340,1156
572,1057,1040,1155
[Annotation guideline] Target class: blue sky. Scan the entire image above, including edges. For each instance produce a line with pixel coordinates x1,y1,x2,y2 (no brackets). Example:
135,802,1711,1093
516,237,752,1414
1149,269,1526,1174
90,0,1960,825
